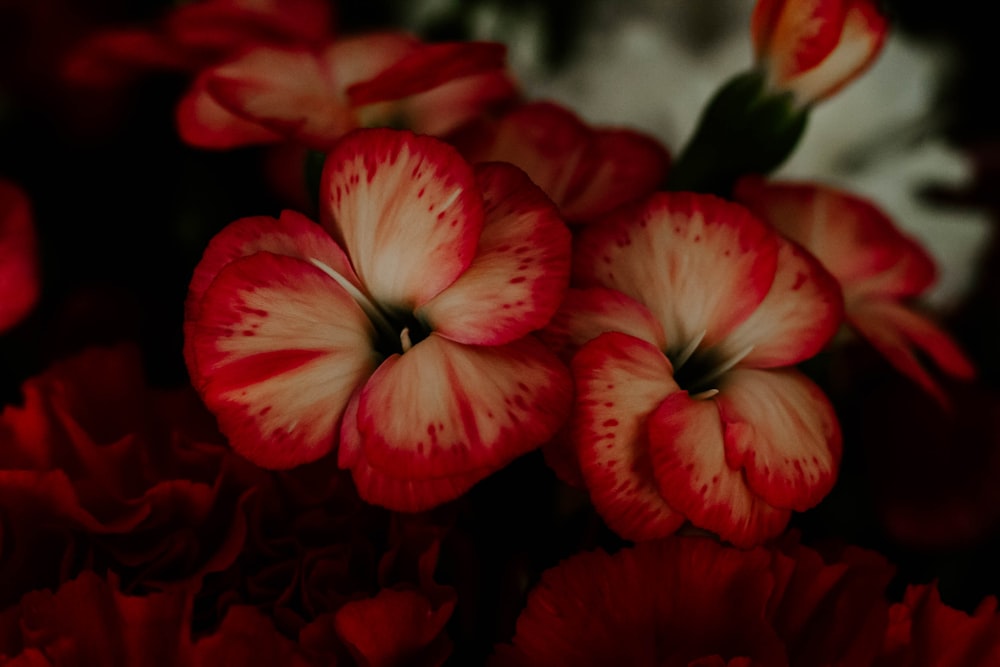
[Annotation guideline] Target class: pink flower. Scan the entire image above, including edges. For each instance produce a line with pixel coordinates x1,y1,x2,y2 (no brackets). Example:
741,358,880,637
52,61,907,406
451,101,670,224
176,33,519,151
542,192,843,546
0,179,39,332
751,0,889,105
734,177,975,405
185,128,573,512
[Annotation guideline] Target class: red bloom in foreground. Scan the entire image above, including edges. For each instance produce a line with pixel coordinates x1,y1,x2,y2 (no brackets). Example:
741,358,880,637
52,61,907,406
734,177,975,405
543,193,842,546
176,32,518,151
751,0,889,105
185,128,572,511
451,101,670,224
0,179,39,332
492,536,1000,667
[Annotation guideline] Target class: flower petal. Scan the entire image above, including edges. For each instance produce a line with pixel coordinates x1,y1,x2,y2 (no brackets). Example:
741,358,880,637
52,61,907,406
571,332,685,540
648,392,790,547
454,101,669,224
205,45,354,150
417,162,571,346
166,0,334,51
563,128,671,222
191,252,377,468
849,298,975,404
357,334,572,479
717,368,841,511
177,72,286,149
573,193,779,355
323,129,484,309
334,589,455,667
734,176,930,298
185,210,359,385
538,286,667,362
339,389,488,511
0,180,39,332
346,41,507,106
714,238,843,368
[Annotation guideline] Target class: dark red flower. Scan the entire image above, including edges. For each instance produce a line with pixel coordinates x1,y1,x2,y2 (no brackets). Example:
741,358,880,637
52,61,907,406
492,535,1000,666
0,344,252,605
0,570,313,666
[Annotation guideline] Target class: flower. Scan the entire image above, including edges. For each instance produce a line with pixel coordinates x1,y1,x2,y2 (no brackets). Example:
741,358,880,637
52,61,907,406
450,100,670,224
491,534,1000,666
733,176,975,405
542,192,842,546
750,0,889,106
176,33,519,151
62,0,335,89
0,570,313,666
0,179,39,333
879,583,1000,667
185,128,573,512
0,344,251,605
490,534,896,666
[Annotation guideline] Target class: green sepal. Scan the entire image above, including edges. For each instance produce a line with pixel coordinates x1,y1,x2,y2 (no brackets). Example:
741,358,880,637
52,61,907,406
666,70,809,197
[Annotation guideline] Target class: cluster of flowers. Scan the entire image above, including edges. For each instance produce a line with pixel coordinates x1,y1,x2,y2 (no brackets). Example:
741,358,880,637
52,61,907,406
0,0,996,664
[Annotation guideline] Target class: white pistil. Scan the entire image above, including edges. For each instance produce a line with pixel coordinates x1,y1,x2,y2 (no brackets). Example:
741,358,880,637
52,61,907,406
700,343,755,388
309,257,396,338
690,388,719,401
400,327,413,352
672,329,707,371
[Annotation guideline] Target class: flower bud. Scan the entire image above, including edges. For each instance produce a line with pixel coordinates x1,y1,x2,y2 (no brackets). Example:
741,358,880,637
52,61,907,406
751,0,889,105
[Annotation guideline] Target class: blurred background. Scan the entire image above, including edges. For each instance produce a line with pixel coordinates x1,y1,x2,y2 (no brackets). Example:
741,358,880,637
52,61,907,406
2,0,998,635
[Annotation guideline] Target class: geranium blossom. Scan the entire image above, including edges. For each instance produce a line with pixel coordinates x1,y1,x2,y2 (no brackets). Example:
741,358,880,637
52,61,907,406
0,179,39,333
751,0,889,105
451,101,670,224
185,128,573,511
542,192,842,546
63,0,335,89
734,176,975,405
176,33,519,151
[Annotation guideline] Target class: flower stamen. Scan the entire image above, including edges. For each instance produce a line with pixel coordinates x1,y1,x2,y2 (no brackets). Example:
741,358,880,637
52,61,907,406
672,329,707,371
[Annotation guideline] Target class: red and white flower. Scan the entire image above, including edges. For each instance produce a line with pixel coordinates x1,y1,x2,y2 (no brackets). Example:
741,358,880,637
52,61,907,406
185,128,573,512
451,101,670,224
543,192,843,546
63,0,335,88
0,179,39,333
176,33,518,151
751,0,889,105
734,177,975,405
